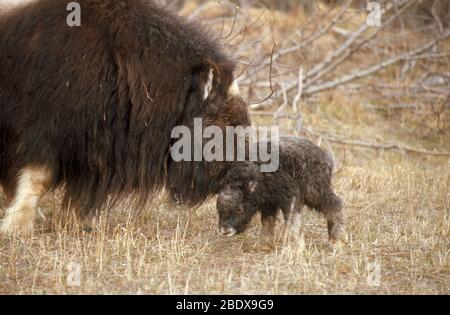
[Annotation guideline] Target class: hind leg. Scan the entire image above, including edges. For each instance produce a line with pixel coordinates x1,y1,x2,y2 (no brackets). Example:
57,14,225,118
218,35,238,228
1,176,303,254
0,165,52,235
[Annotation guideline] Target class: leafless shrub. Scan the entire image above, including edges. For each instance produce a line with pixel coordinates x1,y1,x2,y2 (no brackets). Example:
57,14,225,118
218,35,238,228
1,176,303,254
183,0,449,155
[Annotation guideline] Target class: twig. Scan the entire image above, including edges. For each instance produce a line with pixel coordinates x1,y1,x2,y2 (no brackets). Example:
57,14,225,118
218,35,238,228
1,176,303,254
292,68,304,133
305,128,450,157
248,43,277,107
292,68,304,113
220,4,239,39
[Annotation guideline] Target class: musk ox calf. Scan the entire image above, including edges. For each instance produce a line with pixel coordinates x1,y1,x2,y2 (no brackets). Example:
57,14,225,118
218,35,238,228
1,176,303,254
0,0,250,234
216,136,348,246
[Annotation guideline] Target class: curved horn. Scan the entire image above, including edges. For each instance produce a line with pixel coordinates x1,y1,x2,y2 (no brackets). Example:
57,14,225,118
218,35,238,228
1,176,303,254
228,80,240,96
203,67,214,100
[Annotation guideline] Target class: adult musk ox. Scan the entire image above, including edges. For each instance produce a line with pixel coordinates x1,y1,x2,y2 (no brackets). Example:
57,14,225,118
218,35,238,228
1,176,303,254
0,0,250,234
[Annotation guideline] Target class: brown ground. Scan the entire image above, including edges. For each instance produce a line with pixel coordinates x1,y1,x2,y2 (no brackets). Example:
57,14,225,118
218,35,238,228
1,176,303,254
1,95,448,294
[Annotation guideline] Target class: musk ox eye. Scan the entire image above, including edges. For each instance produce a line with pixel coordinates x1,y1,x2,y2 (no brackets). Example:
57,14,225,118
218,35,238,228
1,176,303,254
236,207,244,214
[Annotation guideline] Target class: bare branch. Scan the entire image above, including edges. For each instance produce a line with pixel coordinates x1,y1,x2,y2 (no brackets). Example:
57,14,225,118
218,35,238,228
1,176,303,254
302,30,450,96
305,0,417,86
240,0,353,83
305,128,450,157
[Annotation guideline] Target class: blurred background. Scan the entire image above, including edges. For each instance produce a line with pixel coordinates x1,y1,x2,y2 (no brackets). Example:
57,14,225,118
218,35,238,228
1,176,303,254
156,0,450,153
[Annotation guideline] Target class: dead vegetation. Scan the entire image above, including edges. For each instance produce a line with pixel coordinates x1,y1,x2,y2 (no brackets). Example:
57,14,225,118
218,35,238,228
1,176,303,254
0,0,449,294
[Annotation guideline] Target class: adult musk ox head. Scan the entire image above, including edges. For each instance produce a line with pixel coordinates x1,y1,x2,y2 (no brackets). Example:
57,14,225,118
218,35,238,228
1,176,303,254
165,59,251,205
0,0,250,233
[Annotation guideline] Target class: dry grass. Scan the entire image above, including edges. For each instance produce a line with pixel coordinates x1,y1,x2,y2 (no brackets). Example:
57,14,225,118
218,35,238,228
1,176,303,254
0,0,449,295
1,97,448,294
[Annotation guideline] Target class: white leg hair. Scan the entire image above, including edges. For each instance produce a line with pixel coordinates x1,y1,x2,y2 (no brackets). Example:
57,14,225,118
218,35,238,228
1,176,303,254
284,197,305,246
0,166,51,234
288,211,304,235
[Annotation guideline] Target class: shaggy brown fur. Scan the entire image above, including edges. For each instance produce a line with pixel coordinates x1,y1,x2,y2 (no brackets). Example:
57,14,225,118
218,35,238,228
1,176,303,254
217,136,347,244
0,0,250,232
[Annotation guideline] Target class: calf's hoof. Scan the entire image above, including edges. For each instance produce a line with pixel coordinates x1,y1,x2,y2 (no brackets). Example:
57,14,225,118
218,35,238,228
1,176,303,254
329,231,348,249
258,242,275,253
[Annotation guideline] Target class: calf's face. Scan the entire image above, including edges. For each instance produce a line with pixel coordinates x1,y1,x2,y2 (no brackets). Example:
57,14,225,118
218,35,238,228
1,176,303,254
216,185,257,236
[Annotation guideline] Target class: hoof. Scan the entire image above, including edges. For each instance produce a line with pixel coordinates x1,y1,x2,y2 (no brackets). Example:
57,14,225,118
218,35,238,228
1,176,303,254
0,219,34,235
330,238,346,248
79,216,97,232
258,236,275,252
282,230,305,246
329,226,348,245
81,225,93,233
258,242,275,253
329,233,348,249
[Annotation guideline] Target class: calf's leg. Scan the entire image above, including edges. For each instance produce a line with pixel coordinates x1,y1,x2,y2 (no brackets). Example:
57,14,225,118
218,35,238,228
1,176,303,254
260,214,276,248
282,196,305,246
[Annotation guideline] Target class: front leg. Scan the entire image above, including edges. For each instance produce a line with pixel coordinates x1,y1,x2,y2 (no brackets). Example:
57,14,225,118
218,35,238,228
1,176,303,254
1,165,52,235
282,196,305,246
322,192,348,246
326,211,348,246
260,214,276,249
0,177,16,208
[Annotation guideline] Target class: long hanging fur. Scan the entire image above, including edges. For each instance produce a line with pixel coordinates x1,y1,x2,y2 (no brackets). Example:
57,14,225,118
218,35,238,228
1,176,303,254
0,0,250,215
